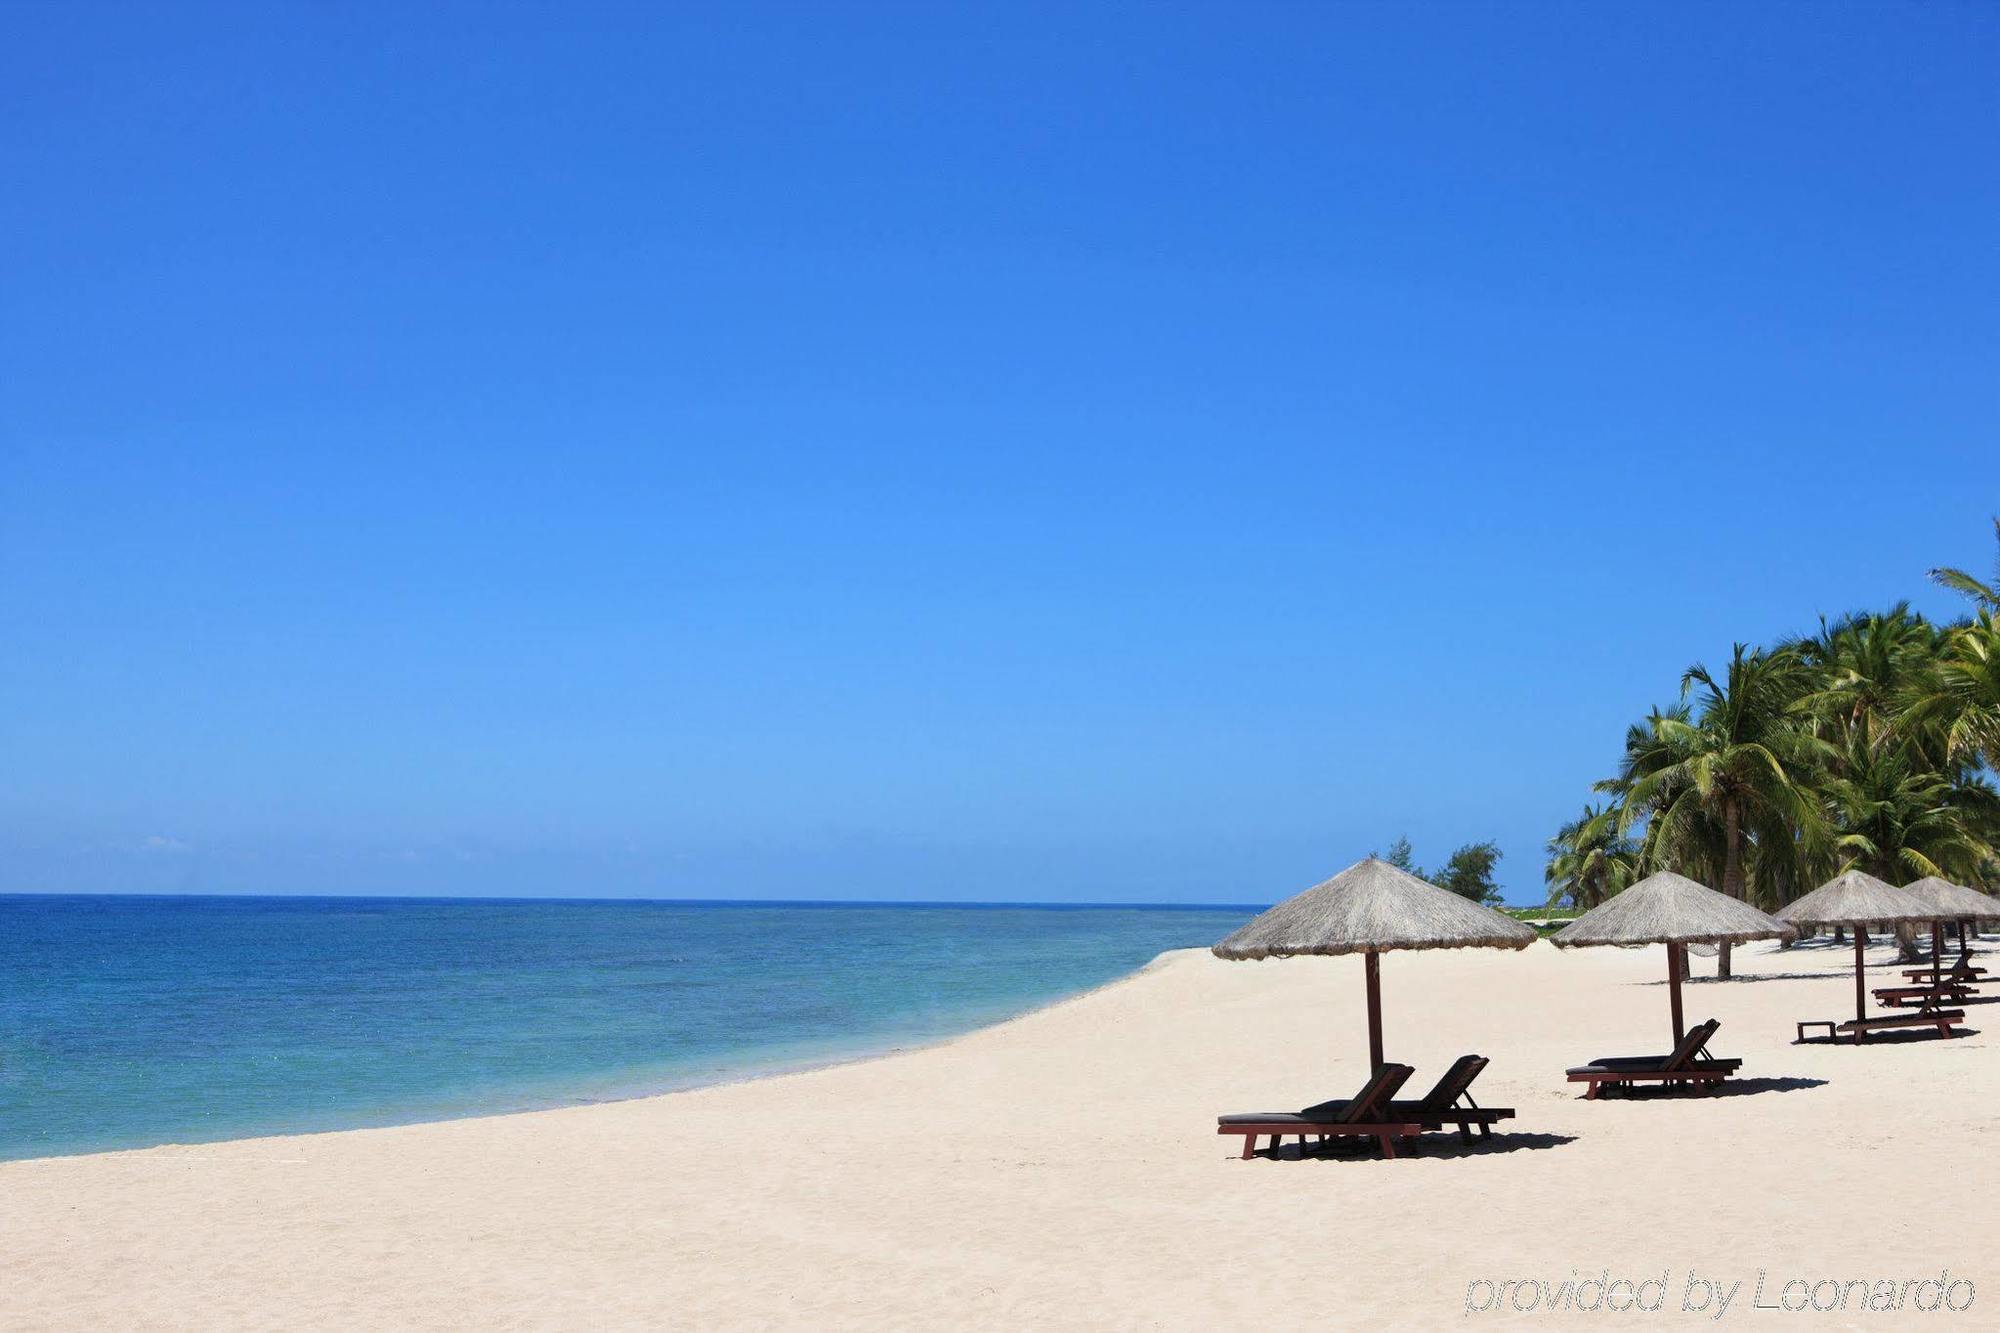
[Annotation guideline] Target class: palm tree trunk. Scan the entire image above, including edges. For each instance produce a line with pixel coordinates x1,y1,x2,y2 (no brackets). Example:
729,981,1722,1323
1717,797,1742,980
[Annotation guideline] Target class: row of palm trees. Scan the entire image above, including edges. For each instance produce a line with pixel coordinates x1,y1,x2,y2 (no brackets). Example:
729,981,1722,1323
1545,523,2000,976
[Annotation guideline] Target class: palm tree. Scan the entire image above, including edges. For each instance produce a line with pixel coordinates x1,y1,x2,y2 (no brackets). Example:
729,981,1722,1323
1928,517,2000,611
1912,521,2000,770
1819,731,1998,959
1789,606,1941,754
1821,736,1994,886
1597,705,1727,884
1901,612,2000,773
1553,524,2000,967
1614,645,1827,977
1543,803,1637,909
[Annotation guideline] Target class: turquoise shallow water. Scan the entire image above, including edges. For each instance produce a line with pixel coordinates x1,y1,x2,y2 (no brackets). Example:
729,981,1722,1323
0,895,1249,1161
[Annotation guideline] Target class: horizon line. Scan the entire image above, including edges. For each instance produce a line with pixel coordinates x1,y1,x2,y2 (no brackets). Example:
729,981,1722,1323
0,889,1552,910
0,889,1277,911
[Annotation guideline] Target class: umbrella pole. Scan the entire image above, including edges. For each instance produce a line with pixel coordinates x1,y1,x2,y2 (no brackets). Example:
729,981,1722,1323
1365,949,1383,1072
1854,932,1867,1035
1668,943,1684,1044
1933,923,1944,989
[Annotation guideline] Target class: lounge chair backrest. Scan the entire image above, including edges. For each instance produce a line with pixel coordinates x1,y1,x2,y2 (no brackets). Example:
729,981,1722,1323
1417,1055,1488,1111
1666,1019,1719,1070
1334,1063,1415,1123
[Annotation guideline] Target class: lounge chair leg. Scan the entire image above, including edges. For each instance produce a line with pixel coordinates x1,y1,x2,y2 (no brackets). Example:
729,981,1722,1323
1241,1135,1257,1160
1377,1134,1396,1159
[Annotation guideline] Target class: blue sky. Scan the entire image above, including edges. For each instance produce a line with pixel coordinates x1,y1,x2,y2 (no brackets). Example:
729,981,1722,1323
3,3,1995,904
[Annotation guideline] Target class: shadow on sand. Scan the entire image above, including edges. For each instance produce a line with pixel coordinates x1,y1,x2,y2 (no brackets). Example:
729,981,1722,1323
1253,1130,1579,1162
1794,1027,1980,1047
1408,1131,1581,1160
1649,972,1853,986
1571,1076,1827,1101
1711,1075,1828,1096
1782,936,1989,961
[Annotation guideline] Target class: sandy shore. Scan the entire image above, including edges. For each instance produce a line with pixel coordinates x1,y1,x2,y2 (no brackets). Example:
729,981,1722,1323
2,933,1993,1329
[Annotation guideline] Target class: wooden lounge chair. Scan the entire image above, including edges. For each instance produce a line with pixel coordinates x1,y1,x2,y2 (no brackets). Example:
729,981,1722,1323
1217,1063,1424,1159
1899,957,1984,973
1292,1054,1515,1142
1565,1019,1738,1099
1873,982,1973,1008
1823,1010,1965,1043
1380,1054,1515,1143
1898,964,1984,986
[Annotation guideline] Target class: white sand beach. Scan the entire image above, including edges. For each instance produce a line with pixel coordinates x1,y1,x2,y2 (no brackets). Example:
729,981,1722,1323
2,935,1993,1330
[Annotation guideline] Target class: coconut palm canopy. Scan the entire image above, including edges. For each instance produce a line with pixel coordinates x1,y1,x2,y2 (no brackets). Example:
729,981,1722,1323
1775,869,1937,927
1899,875,2000,922
1551,872,1795,949
1212,857,1536,960
1548,524,2000,983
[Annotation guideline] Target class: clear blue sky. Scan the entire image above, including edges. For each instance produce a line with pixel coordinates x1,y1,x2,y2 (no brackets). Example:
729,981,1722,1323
4,4,1995,904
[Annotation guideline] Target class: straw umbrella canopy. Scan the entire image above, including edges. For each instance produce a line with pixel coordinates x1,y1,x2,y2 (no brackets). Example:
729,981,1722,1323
1899,875,2000,923
1212,856,1536,1070
1550,872,1795,1043
1899,876,2000,982
1776,871,1938,1031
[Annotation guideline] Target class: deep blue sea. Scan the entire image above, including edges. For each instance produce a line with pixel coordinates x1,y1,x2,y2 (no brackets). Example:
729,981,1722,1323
0,895,1249,1162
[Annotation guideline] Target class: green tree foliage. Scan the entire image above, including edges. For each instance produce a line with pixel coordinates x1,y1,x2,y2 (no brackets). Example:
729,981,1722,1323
1552,523,2000,972
1433,841,1504,905
1928,517,2000,612
1377,835,1504,904
1544,805,1637,909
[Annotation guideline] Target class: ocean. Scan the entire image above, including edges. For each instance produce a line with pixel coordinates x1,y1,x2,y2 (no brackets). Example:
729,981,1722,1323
0,895,1250,1162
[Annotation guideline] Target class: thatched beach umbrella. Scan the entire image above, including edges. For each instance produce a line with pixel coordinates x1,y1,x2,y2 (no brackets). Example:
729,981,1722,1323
1212,857,1536,1070
1899,876,2000,984
1776,871,1938,1032
1551,872,1794,1043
